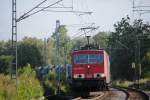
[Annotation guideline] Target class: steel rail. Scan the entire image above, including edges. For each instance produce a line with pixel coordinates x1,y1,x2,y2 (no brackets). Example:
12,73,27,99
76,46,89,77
114,86,149,100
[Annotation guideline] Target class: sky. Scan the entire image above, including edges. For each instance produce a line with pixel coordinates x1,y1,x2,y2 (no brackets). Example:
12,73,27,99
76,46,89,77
0,0,150,41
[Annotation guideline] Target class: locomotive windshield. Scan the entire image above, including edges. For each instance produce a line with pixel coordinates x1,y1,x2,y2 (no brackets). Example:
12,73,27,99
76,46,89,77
74,54,103,64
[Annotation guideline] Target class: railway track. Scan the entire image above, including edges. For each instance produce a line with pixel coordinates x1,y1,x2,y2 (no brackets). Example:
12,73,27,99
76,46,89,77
111,87,149,100
71,87,149,100
44,86,149,100
121,87,149,100
72,88,126,100
72,91,108,100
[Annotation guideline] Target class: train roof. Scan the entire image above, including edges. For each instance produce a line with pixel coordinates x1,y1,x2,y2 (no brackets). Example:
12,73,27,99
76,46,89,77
73,44,105,51
73,49,105,53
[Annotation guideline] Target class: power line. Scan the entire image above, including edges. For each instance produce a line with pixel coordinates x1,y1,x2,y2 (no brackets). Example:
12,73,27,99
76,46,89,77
42,9,92,14
12,0,18,96
132,0,150,17
17,0,63,22
17,0,92,22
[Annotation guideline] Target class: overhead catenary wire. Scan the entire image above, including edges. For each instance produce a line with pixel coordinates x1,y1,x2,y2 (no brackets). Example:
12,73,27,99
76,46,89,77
17,0,63,22
66,23,96,38
17,0,92,22
132,0,150,18
71,25,99,40
42,9,92,14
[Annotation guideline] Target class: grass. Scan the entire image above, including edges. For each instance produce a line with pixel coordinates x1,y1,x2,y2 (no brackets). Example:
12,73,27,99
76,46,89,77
113,78,150,92
0,65,44,100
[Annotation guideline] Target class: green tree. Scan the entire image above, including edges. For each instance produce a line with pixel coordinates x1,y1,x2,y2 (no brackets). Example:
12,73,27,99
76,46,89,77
18,64,44,99
93,32,109,49
142,50,150,77
51,25,72,65
17,37,44,67
47,38,55,65
0,40,12,56
108,16,150,80
0,55,13,74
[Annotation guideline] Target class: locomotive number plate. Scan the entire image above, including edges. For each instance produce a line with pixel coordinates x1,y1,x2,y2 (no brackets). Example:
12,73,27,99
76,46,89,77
86,74,92,78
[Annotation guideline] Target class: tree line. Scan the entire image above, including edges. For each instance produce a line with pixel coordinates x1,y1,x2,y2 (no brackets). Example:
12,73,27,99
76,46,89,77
0,17,150,80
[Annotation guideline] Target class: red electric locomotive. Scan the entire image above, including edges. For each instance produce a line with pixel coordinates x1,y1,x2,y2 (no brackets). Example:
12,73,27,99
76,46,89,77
71,44,110,91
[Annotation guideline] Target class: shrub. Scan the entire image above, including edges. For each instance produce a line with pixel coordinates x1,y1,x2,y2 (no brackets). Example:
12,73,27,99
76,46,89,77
0,55,13,74
18,64,44,99
0,74,17,100
0,64,44,100
18,75,43,99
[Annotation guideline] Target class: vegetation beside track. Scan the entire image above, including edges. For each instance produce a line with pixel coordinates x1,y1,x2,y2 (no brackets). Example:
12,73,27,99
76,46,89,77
0,64,44,100
113,79,150,92
112,79,150,100
42,70,71,96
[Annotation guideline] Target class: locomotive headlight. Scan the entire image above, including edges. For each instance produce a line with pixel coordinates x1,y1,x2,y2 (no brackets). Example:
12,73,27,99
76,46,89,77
73,74,78,78
73,74,85,78
94,73,105,78
100,73,105,77
94,73,100,78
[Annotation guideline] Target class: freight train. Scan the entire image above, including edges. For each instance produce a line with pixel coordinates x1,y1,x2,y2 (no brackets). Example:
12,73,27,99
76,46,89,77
69,44,110,91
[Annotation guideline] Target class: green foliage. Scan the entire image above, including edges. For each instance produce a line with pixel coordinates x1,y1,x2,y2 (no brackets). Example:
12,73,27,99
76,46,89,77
0,55,13,74
43,71,57,95
0,40,11,55
142,50,150,77
93,32,109,49
0,74,17,100
108,16,150,80
0,65,44,100
48,71,56,80
47,38,55,65
18,64,36,77
18,37,44,67
51,25,72,65
44,79,57,94
0,40,12,75
18,64,44,99
72,32,109,51
72,37,87,50
18,76,43,99
43,70,70,95
60,82,71,94
0,38,45,73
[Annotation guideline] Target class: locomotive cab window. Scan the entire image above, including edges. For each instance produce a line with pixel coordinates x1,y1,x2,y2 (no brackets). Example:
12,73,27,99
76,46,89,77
74,54,103,64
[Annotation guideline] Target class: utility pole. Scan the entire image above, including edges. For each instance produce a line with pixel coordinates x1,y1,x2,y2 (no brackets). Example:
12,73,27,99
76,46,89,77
137,36,141,89
44,38,47,66
64,40,68,80
134,36,138,87
134,35,141,89
64,39,67,70
12,0,18,95
55,20,60,94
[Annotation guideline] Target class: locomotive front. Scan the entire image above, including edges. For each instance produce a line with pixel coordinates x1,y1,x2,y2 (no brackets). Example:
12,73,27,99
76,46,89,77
71,49,110,90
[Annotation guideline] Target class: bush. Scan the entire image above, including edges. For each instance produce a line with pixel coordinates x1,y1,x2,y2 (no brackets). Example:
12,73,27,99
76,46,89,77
0,74,17,100
43,71,71,95
18,63,36,78
18,75,43,99
18,64,44,99
0,64,44,100
0,55,13,74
